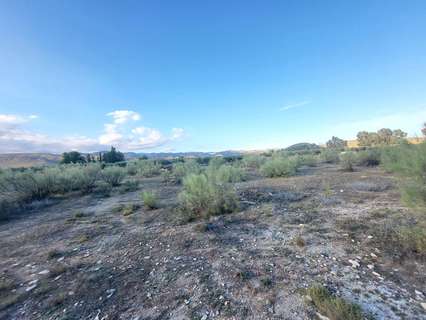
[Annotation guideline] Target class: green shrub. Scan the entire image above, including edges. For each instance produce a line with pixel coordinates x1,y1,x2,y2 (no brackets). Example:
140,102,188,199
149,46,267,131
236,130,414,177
297,154,318,167
137,160,162,177
178,173,238,220
320,149,340,164
396,226,426,256
163,160,201,184
94,181,112,196
126,162,139,176
119,179,139,193
340,152,356,172
100,166,126,186
142,191,157,209
356,148,381,166
306,284,363,320
381,143,426,207
72,164,101,193
208,157,226,169
260,156,299,178
207,164,246,183
242,155,265,169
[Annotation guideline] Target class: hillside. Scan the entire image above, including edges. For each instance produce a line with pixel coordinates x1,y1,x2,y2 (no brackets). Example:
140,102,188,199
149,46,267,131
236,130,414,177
0,153,61,168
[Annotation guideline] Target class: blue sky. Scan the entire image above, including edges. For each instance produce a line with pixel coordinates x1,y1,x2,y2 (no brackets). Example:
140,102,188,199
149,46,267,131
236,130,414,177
0,0,425,153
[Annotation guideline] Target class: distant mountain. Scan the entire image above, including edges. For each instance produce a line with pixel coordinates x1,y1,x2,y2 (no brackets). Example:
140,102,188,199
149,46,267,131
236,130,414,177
0,150,245,168
125,150,243,159
0,153,61,168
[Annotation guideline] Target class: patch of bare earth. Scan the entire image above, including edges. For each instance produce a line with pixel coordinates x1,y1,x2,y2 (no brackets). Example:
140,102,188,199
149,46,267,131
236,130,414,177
1,165,425,319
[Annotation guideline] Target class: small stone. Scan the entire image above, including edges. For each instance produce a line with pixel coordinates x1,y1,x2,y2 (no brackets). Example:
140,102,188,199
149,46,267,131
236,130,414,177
38,269,49,275
201,315,208,320
316,312,331,320
370,253,378,258
420,302,426,311
367,235,373,239
106,289,116,298
26,284,37,292
367,264,374,270
348,259,360,268
415,290,424,296
57,257,65,262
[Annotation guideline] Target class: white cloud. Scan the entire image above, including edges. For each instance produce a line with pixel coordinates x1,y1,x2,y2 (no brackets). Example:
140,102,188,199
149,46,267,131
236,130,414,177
0,114,34,125
0,110,186,153
279,100,311,111
106,110,141,124
171,128,185,140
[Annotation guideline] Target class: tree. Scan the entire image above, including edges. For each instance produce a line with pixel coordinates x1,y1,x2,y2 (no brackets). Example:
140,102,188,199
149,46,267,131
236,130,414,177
422,122,426,137
102,146,125,163
86,154,92,163
357,128,407,146
61,151,86,164
326,136,347,149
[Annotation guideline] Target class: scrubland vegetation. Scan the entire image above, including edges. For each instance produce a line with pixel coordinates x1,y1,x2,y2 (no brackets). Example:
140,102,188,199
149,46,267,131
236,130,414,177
1,128,426,319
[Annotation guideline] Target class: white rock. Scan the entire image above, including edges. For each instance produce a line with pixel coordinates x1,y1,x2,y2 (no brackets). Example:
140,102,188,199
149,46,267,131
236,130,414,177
26,284,37,292
370,253,378,258
38,269,50,275
420,302,426,311
367,264,374,270
316,312,331,320
348,259,360,268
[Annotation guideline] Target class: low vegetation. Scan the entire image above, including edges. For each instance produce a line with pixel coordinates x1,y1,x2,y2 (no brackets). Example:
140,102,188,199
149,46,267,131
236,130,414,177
260,155,299,178
142,191,157,210
306,284,363,320
178,172,238,221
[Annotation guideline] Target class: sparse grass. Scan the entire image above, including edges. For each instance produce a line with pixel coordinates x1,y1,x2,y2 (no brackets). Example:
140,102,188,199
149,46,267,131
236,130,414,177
306,284,363,320
335,217,369,235
260,277,273,288
295,235,306,247
122,203,140,216
47,249,64,259
76,234,90,243
142,191,157,210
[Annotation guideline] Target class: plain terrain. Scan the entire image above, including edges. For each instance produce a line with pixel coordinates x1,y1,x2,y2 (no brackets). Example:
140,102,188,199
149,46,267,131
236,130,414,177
0,163,425,320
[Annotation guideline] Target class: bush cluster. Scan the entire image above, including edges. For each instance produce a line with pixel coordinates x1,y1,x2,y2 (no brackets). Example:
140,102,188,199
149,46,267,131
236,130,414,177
0,163,128,220
162,159,201,184
178,171,238,221
381,143,426,207
260,155,299,178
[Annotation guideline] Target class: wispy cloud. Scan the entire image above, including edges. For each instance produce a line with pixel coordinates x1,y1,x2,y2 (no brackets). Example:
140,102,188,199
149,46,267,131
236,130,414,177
279,100,311,111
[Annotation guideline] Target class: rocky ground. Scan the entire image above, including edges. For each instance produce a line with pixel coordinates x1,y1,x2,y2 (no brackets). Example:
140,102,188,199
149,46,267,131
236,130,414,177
0,164,425,320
